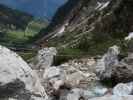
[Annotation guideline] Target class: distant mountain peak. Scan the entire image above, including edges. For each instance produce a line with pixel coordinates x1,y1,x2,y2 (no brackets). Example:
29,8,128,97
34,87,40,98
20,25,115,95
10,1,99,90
0,0,68,20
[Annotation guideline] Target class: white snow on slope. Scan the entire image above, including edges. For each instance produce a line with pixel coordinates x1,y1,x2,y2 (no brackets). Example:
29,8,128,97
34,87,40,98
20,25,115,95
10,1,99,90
125,32,133,41
95,1,110,10
52,22,69,38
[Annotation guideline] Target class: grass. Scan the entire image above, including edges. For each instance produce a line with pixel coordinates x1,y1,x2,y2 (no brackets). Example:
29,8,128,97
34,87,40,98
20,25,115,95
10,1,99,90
0,19,48,60
0,19,48,46
53,48,88,66
18,50,37,61
51,31,127,65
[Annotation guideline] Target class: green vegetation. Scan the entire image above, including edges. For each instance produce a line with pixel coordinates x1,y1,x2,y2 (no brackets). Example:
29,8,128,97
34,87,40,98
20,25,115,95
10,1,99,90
18,50,37,62
50,31,128,65
0,19,48,61
0,4,48,48
0,5,48,61
0,19,48,47
54,48,86,65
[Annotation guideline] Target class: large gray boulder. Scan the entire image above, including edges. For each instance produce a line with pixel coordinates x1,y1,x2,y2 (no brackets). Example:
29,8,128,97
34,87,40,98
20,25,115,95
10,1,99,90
96,45,120,80
111,62,133,83
113,82,133,96
43,66,66,91
96,44,133,83
65,86,108,100
31,47,57,70
111,51,133,83
0,45,48,99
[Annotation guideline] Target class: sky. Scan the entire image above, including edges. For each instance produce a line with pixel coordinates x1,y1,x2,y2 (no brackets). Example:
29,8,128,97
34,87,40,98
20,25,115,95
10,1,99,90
0,0,67,20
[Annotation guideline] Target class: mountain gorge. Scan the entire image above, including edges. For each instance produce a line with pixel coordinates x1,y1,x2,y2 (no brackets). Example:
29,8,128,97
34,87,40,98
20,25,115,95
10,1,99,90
0,4,48,52
1,0,133,100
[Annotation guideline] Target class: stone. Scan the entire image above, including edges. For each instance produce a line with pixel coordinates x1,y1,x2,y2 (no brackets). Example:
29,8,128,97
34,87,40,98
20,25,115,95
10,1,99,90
43,67,66,90
112,63,133,83
31,47,57,70
65,86,108,100
66,88,81,100
43,67,61,79
60,59,98,89
96,45,120,80
93,85,108,96
113,82,133,96
0,45,48,99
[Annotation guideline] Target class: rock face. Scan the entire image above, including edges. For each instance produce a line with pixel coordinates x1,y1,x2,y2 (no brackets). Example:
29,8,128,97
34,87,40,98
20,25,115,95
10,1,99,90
31,47,57,70
43,66,66,91
0,45,48,99
96,45,120,80
111,49,133,83
96,44,133,84
41,57,108,100
36,0,133,49
113,82,133,96
111,62,133,83
60,58,98,89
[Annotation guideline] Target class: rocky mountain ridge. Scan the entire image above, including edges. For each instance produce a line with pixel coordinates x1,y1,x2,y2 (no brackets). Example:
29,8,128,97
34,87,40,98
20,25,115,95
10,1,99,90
37,0,133,52
0,4,33,30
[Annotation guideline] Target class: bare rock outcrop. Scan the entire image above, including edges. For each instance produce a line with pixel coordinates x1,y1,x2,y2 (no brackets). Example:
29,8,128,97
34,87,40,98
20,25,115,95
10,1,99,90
0,45,48,99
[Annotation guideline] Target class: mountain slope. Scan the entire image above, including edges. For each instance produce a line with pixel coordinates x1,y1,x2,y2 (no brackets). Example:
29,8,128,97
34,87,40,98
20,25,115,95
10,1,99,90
0,4,33,30
37,0,133,54
0,4,49,49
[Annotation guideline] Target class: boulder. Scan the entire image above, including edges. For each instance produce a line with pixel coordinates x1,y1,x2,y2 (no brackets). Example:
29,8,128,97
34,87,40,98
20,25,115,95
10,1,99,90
63,85,108,100
113,82,133,96
96,45,120,80
111,51,133,83
0,45,48,99
96,45,133,83
31,47,57,70
60,59,98,89
111,63,133,83
66,88,82,100
43,67,66,91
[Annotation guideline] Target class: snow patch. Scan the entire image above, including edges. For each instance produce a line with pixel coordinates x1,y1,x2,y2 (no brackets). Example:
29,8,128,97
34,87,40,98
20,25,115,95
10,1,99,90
95,1,110,10
125,32,133,41
52,22,69,38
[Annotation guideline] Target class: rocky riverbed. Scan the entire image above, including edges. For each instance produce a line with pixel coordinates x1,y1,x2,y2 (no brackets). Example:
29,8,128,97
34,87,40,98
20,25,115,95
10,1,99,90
0,38,133,100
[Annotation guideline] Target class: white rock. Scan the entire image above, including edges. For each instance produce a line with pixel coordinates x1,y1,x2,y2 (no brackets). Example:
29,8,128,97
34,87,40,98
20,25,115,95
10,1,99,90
67,88,82,100
30,95,49,100
96,45,120,79
43,67,61,79
94,86,108,96
113,83,133,96
0,45,48,98
125,32,133,41
43,67,66,90
66,88,105,100
33,47,57,69
8,98,17,100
